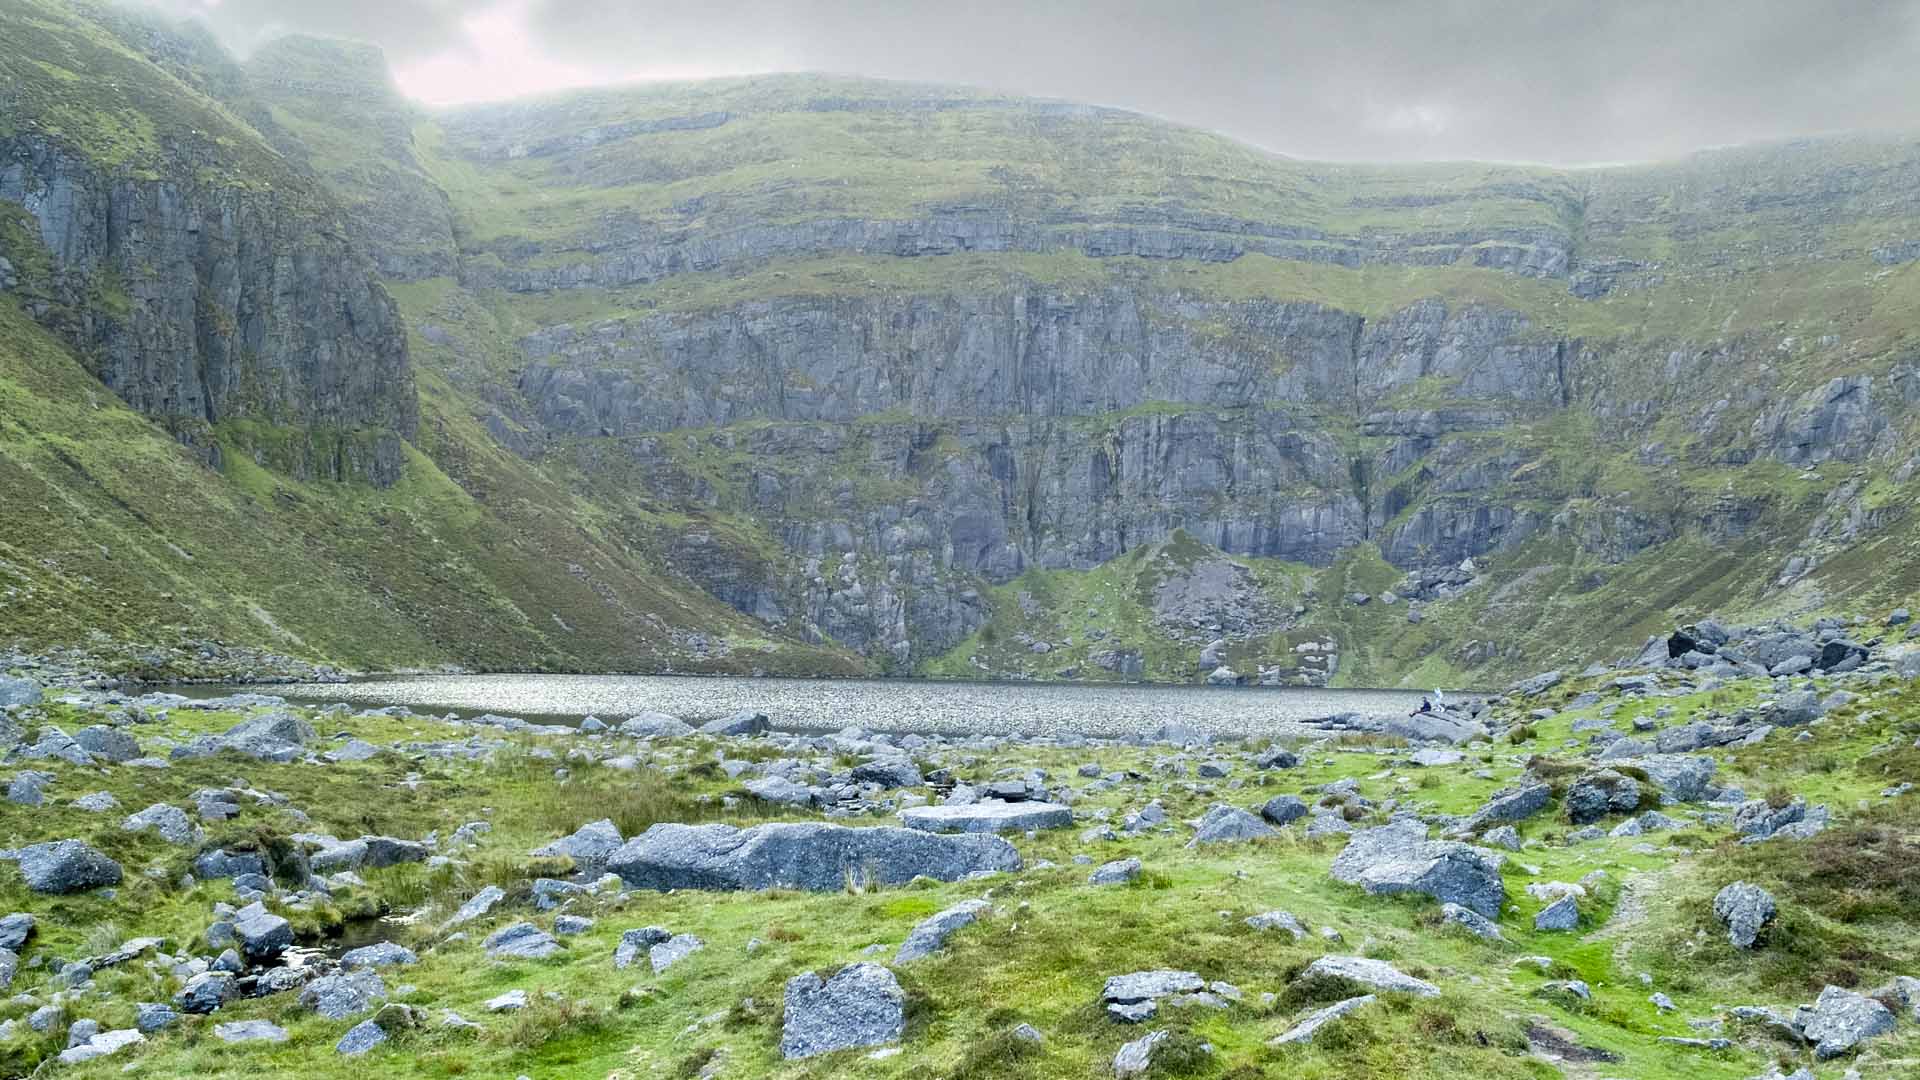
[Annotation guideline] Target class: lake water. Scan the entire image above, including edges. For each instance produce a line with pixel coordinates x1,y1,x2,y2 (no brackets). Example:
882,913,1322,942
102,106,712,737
183,673,1435,740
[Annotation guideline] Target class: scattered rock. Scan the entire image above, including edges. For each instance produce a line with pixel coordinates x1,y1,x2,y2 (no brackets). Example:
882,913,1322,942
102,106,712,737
780,962,905,1060
896,899,990,962
610,822,1020,891
1713,881,1777,948
1269,994,1376,1045
1297,955,1439,997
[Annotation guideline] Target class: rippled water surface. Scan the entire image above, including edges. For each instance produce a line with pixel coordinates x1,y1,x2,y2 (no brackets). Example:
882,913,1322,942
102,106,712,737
189,674,1433,740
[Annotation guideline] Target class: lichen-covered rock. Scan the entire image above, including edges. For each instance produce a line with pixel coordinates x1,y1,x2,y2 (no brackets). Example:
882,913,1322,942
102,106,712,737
901,801,1072,834
16,840,121,894
896,899,990,963
1296,956,1439,997
780,962,904,1060
1802,985,1894,1059
1330,821,1505,917
610,822,1020,891
1713,881,1777,949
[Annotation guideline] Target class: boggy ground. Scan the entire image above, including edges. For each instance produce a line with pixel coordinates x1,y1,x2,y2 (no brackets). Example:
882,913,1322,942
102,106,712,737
0,646,1915,1080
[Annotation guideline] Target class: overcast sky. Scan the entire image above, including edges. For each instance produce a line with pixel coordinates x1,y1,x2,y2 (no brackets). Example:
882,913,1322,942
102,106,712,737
146,0,1920,164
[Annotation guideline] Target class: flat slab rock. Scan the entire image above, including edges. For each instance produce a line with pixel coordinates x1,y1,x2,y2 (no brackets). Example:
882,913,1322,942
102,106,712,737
608,822,1020,892
1269,994,1376,1045
1329,820,1506,917
899,801,1072,834
1298,956,1439,998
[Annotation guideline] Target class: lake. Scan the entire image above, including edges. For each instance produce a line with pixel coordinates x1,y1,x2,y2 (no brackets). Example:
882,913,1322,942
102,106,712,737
178,673,1437,740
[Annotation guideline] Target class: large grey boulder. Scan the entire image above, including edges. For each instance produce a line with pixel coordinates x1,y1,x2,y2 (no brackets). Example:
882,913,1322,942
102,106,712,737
1268,995,1376,1045
234,906,292,960
1465,783,1552,829
1103,970,1205,1004
74,726,140,763
444,884,505,929
532,818,623,872
1565,771,1640,824
1612,754,1717,803
699,710,770,737
1298,956,1438,997
745,775,818,807
0,677,41,708
17,840,121,894
0,913,34,951
56,1029,143,1065
1803,985,1895,1059
174,971,234,1014
300,971,387,1020
1260,795,1309,826
483,922,561,960
899,801,1071,834
1329,821,1505,917
205,712,317,761
213,1020,288,1043
608,822,1020,891
1187,804,1276,845
122,803,200,845
1089,858,1142,886
850,757,923,790
620,712,694,738
896,899,990,963
1713,881,1777,949
341,942,417,969
780,963,904,1060
1534,895,1580,931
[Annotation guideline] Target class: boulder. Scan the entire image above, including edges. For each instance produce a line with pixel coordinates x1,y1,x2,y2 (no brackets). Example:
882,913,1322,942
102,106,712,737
300,971,387,1020
1244,911,1307,938
1330,821,1505,917
699,710,770,737
174,971,234,1014
213,1020,288,1043
896,899,990,962
609,822,1020,892
1268,995,1375,1045
1613,754,1716,803
341,942,417,969
780,962,904,1060
614,927,672,969
1089,858,1142,886
900,801,1072,834
1103,970,1205,1004
121,803,200,845
1255,747,1299,769
73,726,140,763
1803,985,1894,1059
1259,795,1309,826
1712,881,1777,948
1114,1029,1171,1079
1466,783,1552,829
0,913,34,951
1187,804,1276,845
16,840,121,894
1534,895,1580,931
620,712,694,738
336,1019,387,1056
483,922,560,960
1509,670,1563,696
1297,955,1439,997
850,757,923,790
745,775,818,807
0,677,41,707
1565,771,1640,824
531,819,624,872
234,907,292,960
1440,902,1504,940
650,933,705,973
444,884,505,928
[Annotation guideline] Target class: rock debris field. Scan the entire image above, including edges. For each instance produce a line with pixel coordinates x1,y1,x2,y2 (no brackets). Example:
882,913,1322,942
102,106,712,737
0,614,1914,1078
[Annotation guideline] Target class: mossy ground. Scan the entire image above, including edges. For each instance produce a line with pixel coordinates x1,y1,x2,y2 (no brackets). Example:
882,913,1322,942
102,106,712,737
0,663,1912,1078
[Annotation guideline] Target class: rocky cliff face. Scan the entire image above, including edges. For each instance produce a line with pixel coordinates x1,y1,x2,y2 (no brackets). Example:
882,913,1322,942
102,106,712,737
0,4,416,483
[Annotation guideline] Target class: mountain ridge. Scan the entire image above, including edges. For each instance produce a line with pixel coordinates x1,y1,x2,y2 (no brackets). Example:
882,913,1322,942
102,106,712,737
2,3,1917,685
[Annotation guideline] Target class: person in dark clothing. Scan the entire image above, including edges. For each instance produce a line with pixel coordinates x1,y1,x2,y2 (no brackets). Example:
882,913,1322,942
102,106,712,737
1415,697,1433,714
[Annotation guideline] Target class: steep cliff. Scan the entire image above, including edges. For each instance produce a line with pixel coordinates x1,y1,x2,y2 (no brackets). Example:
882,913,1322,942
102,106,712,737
3,8,1918,683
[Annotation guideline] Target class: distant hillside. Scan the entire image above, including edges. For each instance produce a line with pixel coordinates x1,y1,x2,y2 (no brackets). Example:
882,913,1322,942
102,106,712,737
2,2,1917,682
